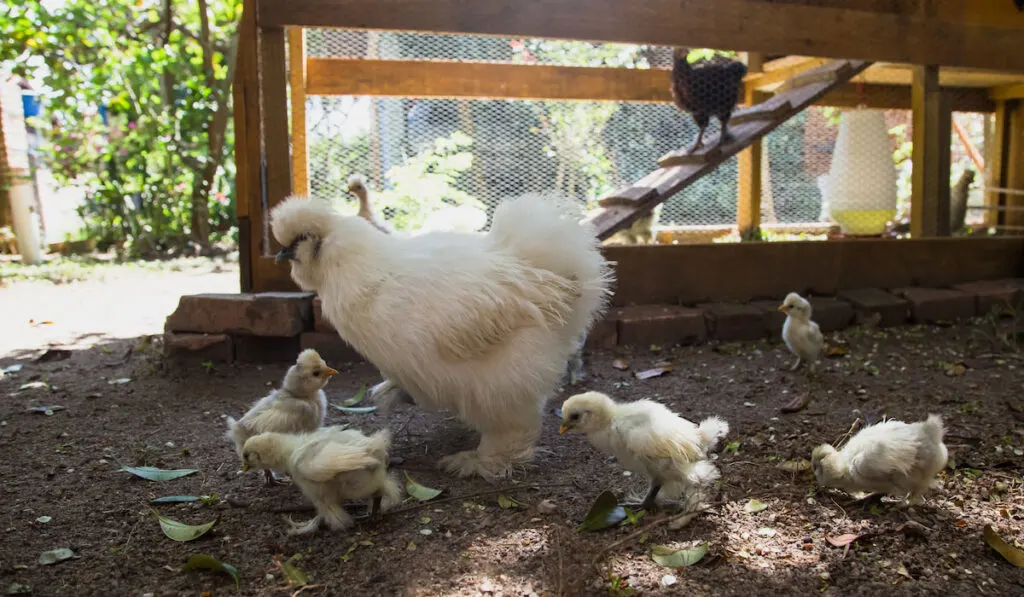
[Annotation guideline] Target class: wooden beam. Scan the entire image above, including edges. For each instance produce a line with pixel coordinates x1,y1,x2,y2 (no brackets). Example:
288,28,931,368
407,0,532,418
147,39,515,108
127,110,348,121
737,53,765,241
910,65,952,238
233,0,261,291
307,58,670,102
990,83,1024,101
306,58,995,112
260,0,1024,71
288,27,309,196
260,26,292,257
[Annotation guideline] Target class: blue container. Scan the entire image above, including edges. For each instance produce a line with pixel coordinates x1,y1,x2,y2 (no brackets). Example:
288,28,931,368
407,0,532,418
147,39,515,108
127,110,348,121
21,93,40,118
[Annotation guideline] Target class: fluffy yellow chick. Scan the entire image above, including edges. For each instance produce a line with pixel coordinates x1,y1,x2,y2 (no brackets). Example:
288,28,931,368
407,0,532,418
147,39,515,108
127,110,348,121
812,414,948,505
242,426,402,534
226,349,337,485
559,391,729,510
779,292,824,374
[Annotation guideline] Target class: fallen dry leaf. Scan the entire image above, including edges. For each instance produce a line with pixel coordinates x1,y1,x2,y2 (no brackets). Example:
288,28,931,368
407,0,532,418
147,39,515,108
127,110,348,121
944,362,967,377
826,345,849,358
983,524,1024,568
780,393,811,414
635,366,672,380
612,358,630,371
895,563,913,580
826,533,862,547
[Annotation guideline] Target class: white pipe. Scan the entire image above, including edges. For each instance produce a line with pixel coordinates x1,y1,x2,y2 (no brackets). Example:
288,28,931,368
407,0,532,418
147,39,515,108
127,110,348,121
9,177,43,264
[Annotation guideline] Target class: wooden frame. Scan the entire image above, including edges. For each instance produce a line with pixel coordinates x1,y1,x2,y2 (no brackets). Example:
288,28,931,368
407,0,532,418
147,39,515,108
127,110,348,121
238,0,1024,293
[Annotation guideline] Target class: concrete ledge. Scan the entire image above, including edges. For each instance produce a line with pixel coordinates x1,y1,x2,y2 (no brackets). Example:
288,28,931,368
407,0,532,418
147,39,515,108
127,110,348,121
617,305,707,347
699,302,765,342
951,279,1024,317
807,296,856,332
165,292,314,337
837,288,909,327
893,287,976,324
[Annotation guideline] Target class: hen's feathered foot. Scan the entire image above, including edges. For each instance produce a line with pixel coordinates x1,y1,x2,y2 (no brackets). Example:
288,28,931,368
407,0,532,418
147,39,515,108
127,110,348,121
286,514,322,535
369,379,415,412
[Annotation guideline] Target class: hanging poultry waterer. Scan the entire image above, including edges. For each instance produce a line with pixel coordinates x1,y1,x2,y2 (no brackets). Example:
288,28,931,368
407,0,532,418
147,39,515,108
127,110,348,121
824,108,898,235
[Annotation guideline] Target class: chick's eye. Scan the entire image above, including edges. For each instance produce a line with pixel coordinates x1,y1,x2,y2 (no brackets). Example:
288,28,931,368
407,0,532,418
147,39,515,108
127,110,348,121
312,370,321,378
569,413,580,421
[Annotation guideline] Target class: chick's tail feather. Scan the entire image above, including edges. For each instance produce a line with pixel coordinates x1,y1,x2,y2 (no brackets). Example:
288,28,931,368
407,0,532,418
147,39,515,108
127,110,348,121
923,414,945,444
697,416,730,452
225,416,245,457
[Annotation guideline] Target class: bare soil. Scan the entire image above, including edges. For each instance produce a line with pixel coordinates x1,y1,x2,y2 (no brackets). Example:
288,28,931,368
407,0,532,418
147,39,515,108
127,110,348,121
1,321,1023,597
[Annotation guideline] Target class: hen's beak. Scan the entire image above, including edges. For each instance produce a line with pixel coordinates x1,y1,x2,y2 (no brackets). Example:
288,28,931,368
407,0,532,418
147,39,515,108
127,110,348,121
323,367,339,378
241,462,250,472
558,424,569,434
274,246,295,263
777,304,788,312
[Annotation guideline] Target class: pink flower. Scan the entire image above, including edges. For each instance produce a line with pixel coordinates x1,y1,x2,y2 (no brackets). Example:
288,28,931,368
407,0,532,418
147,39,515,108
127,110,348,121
213,192,228,205
128,121,136,129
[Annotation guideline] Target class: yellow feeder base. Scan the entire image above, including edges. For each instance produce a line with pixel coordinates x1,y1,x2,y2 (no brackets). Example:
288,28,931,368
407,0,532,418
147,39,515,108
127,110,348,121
830,209,897,236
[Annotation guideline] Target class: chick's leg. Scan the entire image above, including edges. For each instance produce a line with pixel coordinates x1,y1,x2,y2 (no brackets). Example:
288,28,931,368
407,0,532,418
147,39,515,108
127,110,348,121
623,482,663,511
788,356,803,372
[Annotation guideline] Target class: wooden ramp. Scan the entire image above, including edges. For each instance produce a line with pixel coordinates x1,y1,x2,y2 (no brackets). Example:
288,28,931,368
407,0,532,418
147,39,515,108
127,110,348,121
586,59,872,240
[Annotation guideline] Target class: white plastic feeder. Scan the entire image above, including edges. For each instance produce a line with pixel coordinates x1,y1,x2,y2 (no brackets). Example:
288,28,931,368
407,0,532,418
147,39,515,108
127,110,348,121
824,108,898,235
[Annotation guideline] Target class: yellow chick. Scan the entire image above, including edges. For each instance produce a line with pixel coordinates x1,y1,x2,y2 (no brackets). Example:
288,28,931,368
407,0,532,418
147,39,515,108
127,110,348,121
812,414,948,505
778,292,824,374
226,349,337,485
559,391,729,510
242,426,402,534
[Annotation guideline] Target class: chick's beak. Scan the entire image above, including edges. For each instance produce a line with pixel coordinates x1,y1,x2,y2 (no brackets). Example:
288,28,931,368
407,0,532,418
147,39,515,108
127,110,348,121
241,462,250,472
558,424,569,434
777,304,788,312
274,247,295,263
323,367,339,378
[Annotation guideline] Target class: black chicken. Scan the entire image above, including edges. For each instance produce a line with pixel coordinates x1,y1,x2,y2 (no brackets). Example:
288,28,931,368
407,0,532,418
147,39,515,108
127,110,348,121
670,48,748,154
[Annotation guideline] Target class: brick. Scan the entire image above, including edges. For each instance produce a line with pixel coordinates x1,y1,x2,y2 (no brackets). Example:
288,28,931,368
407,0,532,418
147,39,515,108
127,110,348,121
951,279,1024,317
807,297,855,333
163,332,233,364
584,317,617,350
893,287,975,324
233,334,301,364
837,288,908,327
299,332,364,364
749,300,787,337
165,292,314,337
616,305,707,347
698,302,765,341
312,296,336,332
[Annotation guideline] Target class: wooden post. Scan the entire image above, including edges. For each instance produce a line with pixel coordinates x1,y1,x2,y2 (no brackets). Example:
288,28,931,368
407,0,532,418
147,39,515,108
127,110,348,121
985,101,1011,228
910,65,952,238
1006,101,1024,230
233,0,261,292
288,27,308,196
737,52,764,241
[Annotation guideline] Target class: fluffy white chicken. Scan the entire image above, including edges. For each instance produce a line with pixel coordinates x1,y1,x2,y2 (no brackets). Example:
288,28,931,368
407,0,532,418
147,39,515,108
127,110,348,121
347,175,392,234
420,204,488,234
270,192,612,480
242,426,401,534
226,349,336,485
559,391,729,510
779,292,824,374
811,414,948,505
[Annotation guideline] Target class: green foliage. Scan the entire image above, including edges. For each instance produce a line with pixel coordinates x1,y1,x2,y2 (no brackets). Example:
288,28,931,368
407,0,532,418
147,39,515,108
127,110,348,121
0,0,241,256
375,131,484,230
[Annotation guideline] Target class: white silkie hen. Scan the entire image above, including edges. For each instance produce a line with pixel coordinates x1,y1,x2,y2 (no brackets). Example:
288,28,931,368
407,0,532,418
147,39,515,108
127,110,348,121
559,391,729,510
270,192,612,480
811,414,948,505
242,426,402,534
779,292,824,374
226,349,336,485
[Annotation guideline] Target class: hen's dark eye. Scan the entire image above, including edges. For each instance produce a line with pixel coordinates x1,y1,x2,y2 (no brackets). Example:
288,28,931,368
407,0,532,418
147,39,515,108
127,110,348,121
312,370,321,378
569,413,580,421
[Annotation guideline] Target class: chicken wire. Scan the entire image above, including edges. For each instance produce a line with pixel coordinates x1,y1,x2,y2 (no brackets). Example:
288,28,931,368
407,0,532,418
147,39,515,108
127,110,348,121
302,29,992,239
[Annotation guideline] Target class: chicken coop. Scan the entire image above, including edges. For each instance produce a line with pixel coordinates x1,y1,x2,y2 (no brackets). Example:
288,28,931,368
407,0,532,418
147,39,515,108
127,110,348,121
232,0,1024,307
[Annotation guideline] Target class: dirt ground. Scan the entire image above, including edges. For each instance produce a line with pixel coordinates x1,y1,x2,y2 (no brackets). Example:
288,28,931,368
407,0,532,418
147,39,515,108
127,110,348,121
1,304,1023,597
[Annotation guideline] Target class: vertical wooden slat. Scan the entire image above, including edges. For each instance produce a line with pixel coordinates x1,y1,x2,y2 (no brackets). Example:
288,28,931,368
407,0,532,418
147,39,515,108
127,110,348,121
737,52,765,240
1005,101,1024,231
233,0,261,292
288,27,308,196
910,65,952,238
259,25,292,253
984,101,1010,228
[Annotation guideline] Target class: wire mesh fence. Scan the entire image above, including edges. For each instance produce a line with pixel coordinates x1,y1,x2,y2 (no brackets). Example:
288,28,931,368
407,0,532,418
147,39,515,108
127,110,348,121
302,29,994,240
